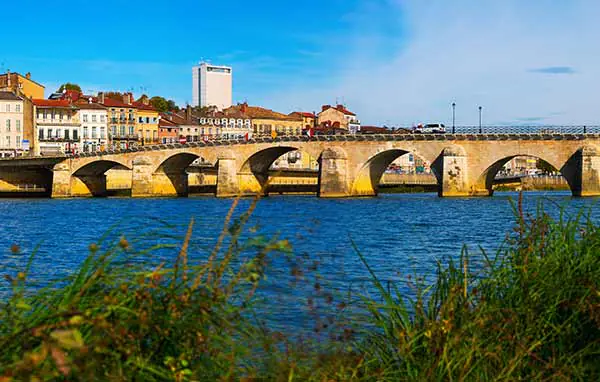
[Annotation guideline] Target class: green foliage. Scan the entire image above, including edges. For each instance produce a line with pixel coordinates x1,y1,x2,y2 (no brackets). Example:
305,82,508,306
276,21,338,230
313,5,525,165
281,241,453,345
150,96,179,113
57,83,82,93
1,195,600,380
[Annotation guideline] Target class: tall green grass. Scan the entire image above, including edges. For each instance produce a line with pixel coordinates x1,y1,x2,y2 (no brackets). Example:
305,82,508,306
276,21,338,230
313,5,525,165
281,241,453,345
1,193,599,381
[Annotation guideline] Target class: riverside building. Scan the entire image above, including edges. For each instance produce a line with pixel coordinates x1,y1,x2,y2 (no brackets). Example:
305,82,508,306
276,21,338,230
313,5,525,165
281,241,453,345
192,63,232,110
0,92,26,157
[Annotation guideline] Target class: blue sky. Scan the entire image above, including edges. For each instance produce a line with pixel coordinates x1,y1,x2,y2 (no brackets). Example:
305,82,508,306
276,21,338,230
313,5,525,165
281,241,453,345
2,0,599,126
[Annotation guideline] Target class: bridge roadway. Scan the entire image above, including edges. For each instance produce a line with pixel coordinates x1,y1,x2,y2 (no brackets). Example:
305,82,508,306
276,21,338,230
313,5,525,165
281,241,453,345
1,133,600,198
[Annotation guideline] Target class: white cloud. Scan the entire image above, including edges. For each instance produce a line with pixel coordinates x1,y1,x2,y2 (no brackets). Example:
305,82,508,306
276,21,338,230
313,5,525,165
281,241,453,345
263,0,600,126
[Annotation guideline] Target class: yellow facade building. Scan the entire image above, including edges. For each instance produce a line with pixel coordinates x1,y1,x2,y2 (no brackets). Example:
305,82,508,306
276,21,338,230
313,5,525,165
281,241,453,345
0,71,45,99
134,97,160,145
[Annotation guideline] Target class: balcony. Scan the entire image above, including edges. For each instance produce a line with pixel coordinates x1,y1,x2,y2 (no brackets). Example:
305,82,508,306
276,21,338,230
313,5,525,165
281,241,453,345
39,137,79,143
110,134,140,140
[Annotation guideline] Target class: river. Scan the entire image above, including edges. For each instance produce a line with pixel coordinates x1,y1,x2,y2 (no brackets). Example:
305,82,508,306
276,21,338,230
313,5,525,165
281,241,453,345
1,191,598,330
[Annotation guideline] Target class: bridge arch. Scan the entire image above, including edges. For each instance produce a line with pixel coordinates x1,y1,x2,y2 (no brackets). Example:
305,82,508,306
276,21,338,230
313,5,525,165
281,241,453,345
69,159,133,197
351,148,440,196
153,152,216,197
474,151,579,196
238,145,321,194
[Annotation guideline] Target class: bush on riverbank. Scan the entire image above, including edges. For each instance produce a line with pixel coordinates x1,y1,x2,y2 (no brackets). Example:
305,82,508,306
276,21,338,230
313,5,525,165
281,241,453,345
1,194,599,380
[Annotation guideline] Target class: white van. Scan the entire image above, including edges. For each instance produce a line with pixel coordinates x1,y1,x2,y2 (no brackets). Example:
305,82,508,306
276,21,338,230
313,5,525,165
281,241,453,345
414,123,446,134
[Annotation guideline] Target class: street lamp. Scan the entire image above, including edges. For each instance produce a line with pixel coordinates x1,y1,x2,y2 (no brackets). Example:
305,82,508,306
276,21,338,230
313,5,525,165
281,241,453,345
478,106,483,134
452,102,456,134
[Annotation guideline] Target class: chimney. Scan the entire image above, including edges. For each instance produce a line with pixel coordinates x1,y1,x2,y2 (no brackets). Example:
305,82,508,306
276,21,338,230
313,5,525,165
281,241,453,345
321,104,330,112
142,95,150,106
6,70,11,87
185,105,192,123
241,102,248,114
336,104,344,112
98,92,105,104
25,72,31,80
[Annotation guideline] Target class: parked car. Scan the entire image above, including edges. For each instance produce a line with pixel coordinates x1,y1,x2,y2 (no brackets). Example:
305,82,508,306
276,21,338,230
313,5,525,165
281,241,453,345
414,123,446,134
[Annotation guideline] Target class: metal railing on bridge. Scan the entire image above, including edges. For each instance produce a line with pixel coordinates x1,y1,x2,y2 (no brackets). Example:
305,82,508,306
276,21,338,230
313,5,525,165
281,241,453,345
451,125,600,134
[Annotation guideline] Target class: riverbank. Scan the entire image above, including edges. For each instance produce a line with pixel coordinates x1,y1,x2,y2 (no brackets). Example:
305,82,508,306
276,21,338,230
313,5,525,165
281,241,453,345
1,196,599,380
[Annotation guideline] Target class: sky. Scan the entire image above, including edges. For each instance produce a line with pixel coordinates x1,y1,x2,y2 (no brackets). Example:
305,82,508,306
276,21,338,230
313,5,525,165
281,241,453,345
2,0,599,126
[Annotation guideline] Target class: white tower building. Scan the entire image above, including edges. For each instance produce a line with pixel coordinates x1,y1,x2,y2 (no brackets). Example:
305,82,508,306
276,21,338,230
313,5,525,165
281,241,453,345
192,63,232,110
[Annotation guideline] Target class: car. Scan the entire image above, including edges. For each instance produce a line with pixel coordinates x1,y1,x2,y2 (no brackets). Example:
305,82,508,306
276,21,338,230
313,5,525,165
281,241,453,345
414,123,446,134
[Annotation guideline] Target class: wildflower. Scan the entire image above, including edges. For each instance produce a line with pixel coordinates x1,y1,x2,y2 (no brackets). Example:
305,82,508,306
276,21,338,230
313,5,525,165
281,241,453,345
119,237,129,250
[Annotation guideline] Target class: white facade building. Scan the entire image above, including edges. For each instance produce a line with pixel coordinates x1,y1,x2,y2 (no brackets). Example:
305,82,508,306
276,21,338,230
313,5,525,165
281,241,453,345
0,92,26,157
192,63,232,110
33,100,80,155
78,101,108,153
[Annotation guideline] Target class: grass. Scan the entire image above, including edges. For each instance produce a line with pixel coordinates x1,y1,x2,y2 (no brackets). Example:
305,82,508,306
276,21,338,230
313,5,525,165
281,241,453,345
1,193,600,380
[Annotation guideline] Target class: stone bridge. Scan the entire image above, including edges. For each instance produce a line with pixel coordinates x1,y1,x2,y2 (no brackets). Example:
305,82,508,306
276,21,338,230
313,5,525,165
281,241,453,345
2,134,600,198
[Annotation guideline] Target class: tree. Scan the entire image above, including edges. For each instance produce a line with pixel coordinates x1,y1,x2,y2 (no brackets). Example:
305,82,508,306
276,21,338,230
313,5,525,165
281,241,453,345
150,96,179,112
105,92,125,101
536,159,557,175
57,83,82,93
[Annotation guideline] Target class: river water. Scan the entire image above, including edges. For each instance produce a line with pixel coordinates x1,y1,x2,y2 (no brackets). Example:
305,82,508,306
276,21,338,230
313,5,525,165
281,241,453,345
1,191,598,330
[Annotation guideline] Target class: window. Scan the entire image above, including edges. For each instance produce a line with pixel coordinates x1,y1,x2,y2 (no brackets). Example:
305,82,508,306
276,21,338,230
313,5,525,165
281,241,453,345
39,129,44,140
5,104,10,112
120,126,126,136
83,127,89,138
92,115,97,122
5,120,10,132
129,126,134,135
5,136,10,147
15,104,20,113
138,117,144,123
16,136,21,148
83,114,88,122
111,126,117,136
100,115,105,122
15,120,21,132
100,127,105,139
64,130,70,140
73,130,78,141
92,127,97,139
48,129,52,138
145,117,150,123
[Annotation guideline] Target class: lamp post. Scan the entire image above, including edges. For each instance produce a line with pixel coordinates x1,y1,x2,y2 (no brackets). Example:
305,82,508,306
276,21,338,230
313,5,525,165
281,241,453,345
452,102,456,134
478,106,483,134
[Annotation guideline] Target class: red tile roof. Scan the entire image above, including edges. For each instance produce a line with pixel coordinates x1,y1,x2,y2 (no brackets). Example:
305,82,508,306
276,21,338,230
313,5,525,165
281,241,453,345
101,98,136,108
133,101,157,111
32,99,73,108
290,111,316,118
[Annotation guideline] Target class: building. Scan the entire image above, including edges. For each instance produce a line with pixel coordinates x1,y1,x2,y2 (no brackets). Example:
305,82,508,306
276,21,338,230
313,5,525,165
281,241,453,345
134,96,160,145
98,92,138,149
75,99,108,153
0,92,27,157
192,63,232,110
0,70,45,99
33,99,80,155
223,103,303,138
289,112,316,130
159,112,184,144
317,104,360,132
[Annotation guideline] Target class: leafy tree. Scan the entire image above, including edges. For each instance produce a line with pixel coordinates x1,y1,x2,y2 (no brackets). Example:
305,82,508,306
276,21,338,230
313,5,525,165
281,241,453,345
536,159,558,174
150,96,179,112
105,92,125,101
57,83,82,93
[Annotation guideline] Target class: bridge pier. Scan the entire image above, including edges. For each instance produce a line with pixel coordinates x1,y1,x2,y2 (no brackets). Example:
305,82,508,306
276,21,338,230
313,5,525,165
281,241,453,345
131,158,154,198
566,146,600,197
216,152,242,198
318,148,349,198
438,146,471,197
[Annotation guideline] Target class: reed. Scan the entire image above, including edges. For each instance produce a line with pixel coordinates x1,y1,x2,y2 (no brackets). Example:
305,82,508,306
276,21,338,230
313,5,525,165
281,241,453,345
1,194,599,381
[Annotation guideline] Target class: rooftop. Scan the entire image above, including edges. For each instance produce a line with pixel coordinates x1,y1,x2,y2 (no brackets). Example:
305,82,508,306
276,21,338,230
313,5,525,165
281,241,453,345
0,91,23,101
32,99,73,108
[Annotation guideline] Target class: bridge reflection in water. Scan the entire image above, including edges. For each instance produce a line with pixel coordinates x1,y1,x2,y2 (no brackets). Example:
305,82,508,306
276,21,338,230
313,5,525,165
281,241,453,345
1,133,600,198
